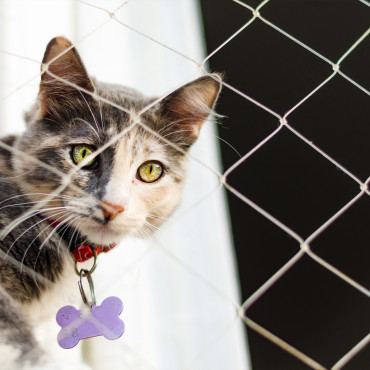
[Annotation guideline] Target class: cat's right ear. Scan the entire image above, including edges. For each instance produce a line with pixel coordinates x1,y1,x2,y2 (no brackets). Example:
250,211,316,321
157,74,222,150
38,37,94,119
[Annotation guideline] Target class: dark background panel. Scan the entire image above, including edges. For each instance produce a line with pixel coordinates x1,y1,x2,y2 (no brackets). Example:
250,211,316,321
340,35,370,89
261,0,369,62
311,196,370,289
200,0,370,369
288,76,370,180
226,127,359,237
248,256,370,368
204,17,331,115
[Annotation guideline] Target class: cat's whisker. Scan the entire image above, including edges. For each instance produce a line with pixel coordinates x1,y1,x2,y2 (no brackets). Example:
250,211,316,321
0,193,76,207
156,118,185,135
213,134,242,158
55,219,72,259
147,214,168,221
0,200,67,212
73,117,101,141
34,213,77,262
134,221,160,239
143,220,161,232
0,206,77,243
98,97,105,131
79,90,102,135
0,210,47,242
18,210,72,268
0,193,75,214
135,228,149,239
31,213,79,285
7,211,72,282
0,169,33,181
159,129,195,139
82,91,101,132
41,117,59,125
159,142,194,150
7,209,72,263
65,217,86,254
55,214,84,259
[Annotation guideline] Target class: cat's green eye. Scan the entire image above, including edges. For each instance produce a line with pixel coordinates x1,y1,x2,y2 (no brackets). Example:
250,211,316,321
138,161,163,183
72,145,97,167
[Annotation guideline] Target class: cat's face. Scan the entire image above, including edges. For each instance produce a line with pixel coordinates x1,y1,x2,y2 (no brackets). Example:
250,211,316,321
13,37,221,245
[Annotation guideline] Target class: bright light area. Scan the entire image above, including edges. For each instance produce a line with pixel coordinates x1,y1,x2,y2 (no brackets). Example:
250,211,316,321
0,1,249,369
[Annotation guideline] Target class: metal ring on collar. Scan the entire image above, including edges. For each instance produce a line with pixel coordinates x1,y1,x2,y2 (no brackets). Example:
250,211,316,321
78,268,96,307
74,248,98,277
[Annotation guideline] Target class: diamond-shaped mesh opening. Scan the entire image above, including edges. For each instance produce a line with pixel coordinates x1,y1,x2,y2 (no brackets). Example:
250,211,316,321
340,35,370,89
207,19,330,114
261,0,370,61
226,127,359,237
311,196,370,289
289,76,370,180
216,88,279,170
247,329,315,370
226,197,299,298
341,345,370,370
246,256,370,368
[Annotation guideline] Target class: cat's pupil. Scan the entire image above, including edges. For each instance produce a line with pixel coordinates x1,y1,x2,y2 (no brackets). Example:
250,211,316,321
82,149,87,158
149,165,153,174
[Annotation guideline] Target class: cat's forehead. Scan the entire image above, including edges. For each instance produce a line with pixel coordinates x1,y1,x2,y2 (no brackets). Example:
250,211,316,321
96,82,148,112
115,126,169,163
95,82,158,134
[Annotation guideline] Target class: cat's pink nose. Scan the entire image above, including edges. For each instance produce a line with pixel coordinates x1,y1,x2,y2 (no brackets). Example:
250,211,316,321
102,201,124,221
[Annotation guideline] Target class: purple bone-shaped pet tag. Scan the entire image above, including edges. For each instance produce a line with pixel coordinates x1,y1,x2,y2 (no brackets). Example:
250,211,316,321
56,296,125,349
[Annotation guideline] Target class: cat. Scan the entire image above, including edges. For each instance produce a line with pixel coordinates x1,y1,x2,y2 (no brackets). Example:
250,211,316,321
0,37,221,369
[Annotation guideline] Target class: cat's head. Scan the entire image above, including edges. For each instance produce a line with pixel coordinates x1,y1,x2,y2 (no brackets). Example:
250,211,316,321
13,37,221,245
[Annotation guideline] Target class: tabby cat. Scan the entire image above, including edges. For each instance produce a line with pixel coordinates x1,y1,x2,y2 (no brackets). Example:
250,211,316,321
0,37,221,368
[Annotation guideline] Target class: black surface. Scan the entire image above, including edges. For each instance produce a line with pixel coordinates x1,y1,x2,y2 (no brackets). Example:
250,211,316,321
199,0,370,369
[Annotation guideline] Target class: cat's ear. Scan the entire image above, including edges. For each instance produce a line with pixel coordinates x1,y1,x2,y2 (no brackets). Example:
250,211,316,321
158,74,222,149
38,37,94,118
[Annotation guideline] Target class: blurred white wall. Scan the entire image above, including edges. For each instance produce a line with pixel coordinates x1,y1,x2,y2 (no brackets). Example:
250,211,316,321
0,1,249,369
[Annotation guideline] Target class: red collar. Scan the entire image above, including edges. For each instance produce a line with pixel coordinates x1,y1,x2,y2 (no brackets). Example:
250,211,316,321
72,243,117,262
49,219,117,262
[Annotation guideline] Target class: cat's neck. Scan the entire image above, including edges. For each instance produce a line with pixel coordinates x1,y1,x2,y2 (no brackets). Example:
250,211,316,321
49,219,117,262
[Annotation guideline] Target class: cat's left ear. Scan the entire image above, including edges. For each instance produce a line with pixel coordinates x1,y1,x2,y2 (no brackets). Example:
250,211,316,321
158,74,222,149
38,37,94,118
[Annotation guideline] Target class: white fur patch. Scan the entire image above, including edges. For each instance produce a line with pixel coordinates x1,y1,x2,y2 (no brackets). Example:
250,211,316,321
0,343,22,368
21,257,79,325
0,343,56,370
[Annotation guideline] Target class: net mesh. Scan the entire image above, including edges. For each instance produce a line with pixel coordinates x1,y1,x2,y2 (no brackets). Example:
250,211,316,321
0,0,369,369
